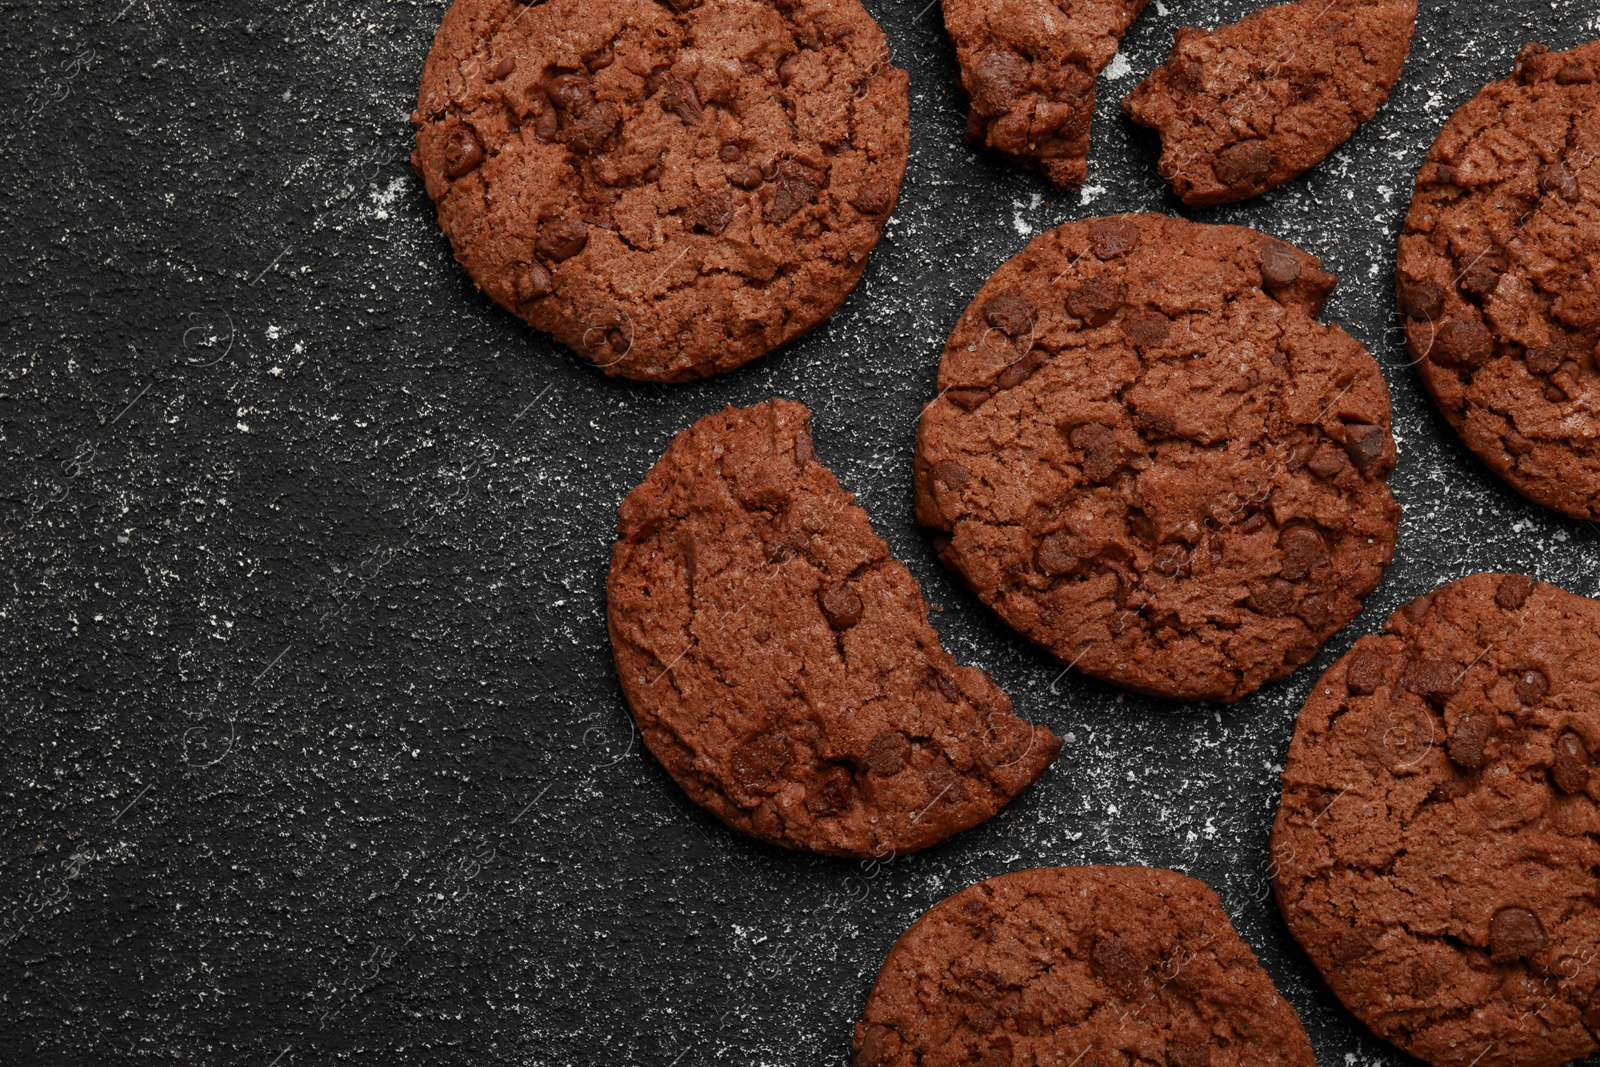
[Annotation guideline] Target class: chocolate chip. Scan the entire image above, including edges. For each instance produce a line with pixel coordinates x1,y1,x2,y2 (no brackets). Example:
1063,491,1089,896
741,58,763,75
731,733,790,793
607,328,630,355
865,731,910,776
768,159,823,223
1430,319,1494,367
492,56,517,80
1525,338,1569,374
819,581,864,630
727,165,763,189
443,125,485,179
514,262,553,302
804,765,854,816
1066,277,1125,327
1069,423,1126,482
1495,573,1536,610
548,71,594,113
1433,163,1462,186
688,190,735,235
1515,668,1549,705
969,50,1028,117
1557,64,1595,85
1089,216,1140,260
983,292,1034,336
946,388,989,411
1545,382,1570,403
1489,906,1547,963
1215,139,1273,186
994,349,1049,390
1307,445,1352,480
1459,257,1504,297
1448,710,1494,770
719,142,743,163
1332,926,1379,965
535,218,588,262
1399,594,1433,625
1346,649,1389,695
585,47,614,72
1247,578,1297,618
1278,524,1327,581
659,76,702,124
1342,423,1389,477
1539,162,1580,202
1401,659,1459,704
1035,531,1081,577
1121,309,1170,349
1553,731,1591,794
932,460,970,488
1260,241,1301,290
534,107,559,142
849,181,893,216
1398,279,1445,321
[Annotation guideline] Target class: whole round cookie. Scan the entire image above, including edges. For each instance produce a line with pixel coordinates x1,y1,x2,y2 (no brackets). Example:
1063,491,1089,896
1123,0,1415,206
1273,573,1600,1067
853,866,1316,1067
1397,40,1600,519
607,400,1060,858
413,0,909,383
939,0,1149,190
914,214,1401,703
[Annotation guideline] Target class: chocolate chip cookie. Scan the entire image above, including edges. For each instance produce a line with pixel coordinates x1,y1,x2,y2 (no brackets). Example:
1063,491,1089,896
914,214,1401,703
1273,572,1600,1067
853,865,1316,1067
1397,40,1600,520
608,400,1060,858
413,0,909,382
1123,0,1415,206
940,0,1149,189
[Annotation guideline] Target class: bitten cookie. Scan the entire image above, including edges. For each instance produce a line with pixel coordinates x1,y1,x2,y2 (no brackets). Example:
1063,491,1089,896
914,214,1401,703
413,0,909,383
1123,0,1415,206
853,866,1316,1067
940,0,1149,189
1273,573,1600,1067
1397,40,1600,520
607,401,1060,858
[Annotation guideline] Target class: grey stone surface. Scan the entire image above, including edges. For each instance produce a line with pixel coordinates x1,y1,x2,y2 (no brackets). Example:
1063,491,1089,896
2,0,1598,1064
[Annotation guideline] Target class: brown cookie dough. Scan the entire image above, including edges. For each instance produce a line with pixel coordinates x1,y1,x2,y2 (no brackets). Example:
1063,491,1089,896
1123,0,1415,206
413,0,909,383
607,401,1060,858
1397,40,1600,520
914,214,1401,703
853,866,1316,1067
1272,573,1600,1067
940,0,1149,189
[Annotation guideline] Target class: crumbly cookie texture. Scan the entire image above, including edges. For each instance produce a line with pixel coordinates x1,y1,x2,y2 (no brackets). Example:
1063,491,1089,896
854,865,1316,1067
940,0,1149,189
413,0,909,382
1273,573,1600,1067
1398,40,1600,519
607,400,1060,858
914,214,1400,703
1124,0,1415,206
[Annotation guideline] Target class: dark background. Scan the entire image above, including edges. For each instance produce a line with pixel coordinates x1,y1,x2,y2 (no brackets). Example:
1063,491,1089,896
3,0,1598,1064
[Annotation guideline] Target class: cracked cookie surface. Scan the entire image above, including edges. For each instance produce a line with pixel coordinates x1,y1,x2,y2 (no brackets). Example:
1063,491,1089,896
852,865,1315,1067
940,0,1148,189
913,214,1401,704
1122,0,1415,206
1272,572,1600,1067
413,0,909,382
607,400,1060,858
1398,40,1600,519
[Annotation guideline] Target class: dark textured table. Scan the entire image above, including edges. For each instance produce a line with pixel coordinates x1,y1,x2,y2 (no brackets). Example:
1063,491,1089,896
3,1,1599,1064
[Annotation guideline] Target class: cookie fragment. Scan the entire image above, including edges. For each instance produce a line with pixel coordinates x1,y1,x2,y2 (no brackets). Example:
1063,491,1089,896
1397,38,1600,519
915,214,1399,703
413,0,909,382
853,866,1316,1067
1124,0,1416,205
1273,573,1600,1067
940,0,1150,189
608,401,1060,858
